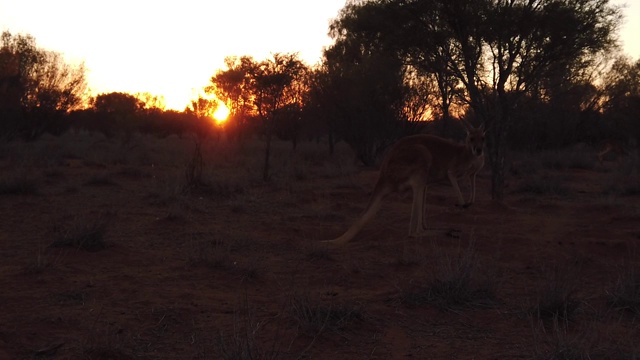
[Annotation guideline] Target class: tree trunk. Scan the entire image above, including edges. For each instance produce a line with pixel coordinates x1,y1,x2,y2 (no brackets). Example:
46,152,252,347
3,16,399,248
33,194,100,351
488,93,510,202
263,133,272,181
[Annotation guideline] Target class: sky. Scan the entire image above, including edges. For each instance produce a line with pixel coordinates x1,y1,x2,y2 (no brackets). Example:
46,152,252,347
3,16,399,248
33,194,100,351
0,0,347,110
1,0,639,111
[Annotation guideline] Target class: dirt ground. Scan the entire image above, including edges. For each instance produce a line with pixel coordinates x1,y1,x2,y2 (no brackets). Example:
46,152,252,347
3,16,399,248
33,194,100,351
0,132,639,359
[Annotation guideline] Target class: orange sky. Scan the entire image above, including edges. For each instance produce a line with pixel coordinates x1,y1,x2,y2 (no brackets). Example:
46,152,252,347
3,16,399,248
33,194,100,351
1,0,638,111
0,0,346,110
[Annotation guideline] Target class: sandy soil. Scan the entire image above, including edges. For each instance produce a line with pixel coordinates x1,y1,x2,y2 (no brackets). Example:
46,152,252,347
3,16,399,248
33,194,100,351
0,133,638,359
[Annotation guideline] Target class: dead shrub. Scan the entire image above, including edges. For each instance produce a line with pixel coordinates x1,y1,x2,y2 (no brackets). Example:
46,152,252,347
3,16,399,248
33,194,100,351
217,297,283,360
607,264,640,316
401,239,498,311
0,173,39,195
288,292,363,336
528,263,582,321
49,213,113,252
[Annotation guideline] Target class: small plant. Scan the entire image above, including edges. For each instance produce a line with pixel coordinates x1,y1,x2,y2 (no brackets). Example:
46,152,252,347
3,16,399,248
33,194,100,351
49,213,112,252
288,292,363,336
217,297,282,360
184,141,205,191
539,149,595,171
530,317,594,360
401,239,497,311
517,175,570,196
181,141,244,199
528,264,582,321
607,265,640,315
79,321,134,360
602,172,640,196
509,158,541,177
187,234,232,270
84,172,118,186
0,174,39,195
305,242,333,261
23,247,54,274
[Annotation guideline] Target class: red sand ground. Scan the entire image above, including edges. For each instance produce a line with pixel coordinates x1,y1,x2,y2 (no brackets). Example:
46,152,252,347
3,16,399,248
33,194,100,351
0,134,638,359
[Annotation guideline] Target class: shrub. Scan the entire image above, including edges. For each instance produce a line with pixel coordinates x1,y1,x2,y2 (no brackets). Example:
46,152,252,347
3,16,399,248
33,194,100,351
401,240,497,311
607,265,640,315
49,213,112,251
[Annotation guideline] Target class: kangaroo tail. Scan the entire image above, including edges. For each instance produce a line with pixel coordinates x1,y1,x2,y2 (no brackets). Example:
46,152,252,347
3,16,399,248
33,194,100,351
323,181,390,246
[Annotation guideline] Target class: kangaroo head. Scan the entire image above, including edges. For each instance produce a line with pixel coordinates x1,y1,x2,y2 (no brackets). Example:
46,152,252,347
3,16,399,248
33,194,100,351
465,123,485,157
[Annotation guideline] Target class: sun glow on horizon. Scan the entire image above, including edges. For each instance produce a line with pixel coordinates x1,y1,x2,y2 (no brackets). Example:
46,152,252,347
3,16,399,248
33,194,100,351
212,103,230,124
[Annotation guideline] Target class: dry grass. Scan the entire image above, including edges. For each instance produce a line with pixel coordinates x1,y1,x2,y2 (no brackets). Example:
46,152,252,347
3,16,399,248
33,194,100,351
527,263,583,321
216,296,285,360
0,172,39,195
516,174,571,196
400,238,498,311
49,212,113,252
2,131,640,358
288,292,364,337
607,263,640,316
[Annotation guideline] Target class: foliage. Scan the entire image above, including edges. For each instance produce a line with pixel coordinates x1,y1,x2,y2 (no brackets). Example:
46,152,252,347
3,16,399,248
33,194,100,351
600,56,640,143
401,240,497,311
0,31,88,141
317,43,422,165
607,264,640,315
206,56,259,140
208,53,309,180
326,0,622,199
49,213,111,252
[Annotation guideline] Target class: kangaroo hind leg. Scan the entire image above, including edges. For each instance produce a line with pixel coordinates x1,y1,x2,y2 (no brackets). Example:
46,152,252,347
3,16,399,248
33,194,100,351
408,175,428,237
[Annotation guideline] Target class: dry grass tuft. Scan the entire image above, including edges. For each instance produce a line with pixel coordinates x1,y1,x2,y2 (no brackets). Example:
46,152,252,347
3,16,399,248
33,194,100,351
49,212,113,252
401,239,498,311
607,263,640,316
217,297,284,360
0,173,39,195
288,292,364,336
528,263,582,321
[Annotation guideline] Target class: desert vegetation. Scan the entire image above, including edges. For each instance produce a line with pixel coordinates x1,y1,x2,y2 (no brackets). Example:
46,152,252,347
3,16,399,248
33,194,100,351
1,0,640,358
0,132,639,358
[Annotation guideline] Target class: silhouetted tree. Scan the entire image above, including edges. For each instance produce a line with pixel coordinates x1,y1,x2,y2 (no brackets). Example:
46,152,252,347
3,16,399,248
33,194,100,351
252,53,308,180
320,48,411,165
329,0,621,200
184,96,219,140
91,92,143,139
600,56,640,142
206,56,258,141
0,31,88,140
207,54,309,180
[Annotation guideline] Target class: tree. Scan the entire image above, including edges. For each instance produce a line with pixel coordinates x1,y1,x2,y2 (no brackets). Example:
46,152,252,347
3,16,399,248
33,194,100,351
328,0,621,200
207,54,309,180
206,56,258,141
332,0,461,131
91,92,143,139
321,50,412,165
93,92,143,114
322,8,431,166
252,53,308,180
0,31,88,140
600,56,640,142
184,95,219,140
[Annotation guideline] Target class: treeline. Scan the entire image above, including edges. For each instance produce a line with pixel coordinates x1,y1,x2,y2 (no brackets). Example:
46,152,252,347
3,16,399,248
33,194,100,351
1,0,640,192
69,92,218,140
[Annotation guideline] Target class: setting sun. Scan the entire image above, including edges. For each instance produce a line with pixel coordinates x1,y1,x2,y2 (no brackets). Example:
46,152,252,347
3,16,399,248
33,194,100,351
212,103,230,124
